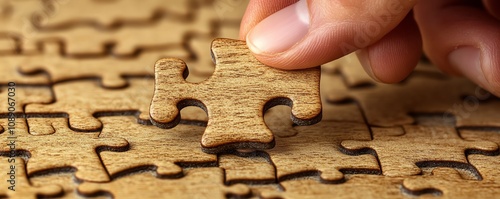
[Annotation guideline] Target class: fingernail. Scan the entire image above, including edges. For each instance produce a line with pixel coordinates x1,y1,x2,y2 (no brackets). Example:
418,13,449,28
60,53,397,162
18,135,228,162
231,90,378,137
448,47,488,87
356,49,381,82
246,0,310,54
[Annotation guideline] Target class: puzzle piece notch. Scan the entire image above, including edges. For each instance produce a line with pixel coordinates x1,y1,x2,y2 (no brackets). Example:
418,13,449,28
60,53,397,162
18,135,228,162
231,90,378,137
403,167,500,198
0,86,53,116
460,129,500,183
150,38,322,153
98,116,217,179
78,168,251,199
0,118,129,182
341,125,498,177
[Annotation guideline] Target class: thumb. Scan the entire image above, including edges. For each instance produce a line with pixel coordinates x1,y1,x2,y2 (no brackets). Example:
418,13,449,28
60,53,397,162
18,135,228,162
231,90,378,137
244,0,417,70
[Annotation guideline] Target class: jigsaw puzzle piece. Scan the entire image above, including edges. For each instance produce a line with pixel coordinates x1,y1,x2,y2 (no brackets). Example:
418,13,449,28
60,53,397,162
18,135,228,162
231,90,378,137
98,116,217,178
219,153,275,184
25,78,152,131
0,118,129,182
403,167,500,198
78,168,250,199
18,41,188,88
0,85,52,116
261,175,406,199
266,121,380,182
150,38,322,153
31,171,109,199
341,125,498,177
326,73,478,127
34,0,192,29
0,157,63,199
460,129,500,183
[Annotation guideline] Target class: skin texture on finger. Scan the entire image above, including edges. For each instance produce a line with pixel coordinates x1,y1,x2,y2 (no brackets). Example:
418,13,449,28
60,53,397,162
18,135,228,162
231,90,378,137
356,13,422,83
241,0,417,69
483,0,500,20
414,0,500,96
239,0,298,40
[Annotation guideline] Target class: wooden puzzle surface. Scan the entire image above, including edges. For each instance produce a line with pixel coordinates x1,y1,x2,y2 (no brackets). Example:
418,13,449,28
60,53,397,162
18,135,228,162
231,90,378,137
1,0,500,198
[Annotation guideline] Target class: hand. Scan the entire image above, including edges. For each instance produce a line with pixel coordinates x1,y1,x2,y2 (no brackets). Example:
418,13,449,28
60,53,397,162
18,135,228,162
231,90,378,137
240,0,500,96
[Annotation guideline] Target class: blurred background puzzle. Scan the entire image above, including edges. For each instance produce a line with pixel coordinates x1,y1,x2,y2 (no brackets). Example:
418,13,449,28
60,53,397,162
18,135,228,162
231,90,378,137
0,0,500,198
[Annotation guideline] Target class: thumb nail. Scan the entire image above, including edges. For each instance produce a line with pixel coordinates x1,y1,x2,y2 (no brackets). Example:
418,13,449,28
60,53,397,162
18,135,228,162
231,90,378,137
246,0,310,54
448,46,488,88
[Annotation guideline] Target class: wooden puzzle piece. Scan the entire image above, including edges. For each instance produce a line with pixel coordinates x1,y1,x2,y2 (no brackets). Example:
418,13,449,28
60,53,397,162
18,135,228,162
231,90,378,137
403,167,500,198
265,121,380,182
326,73,478,127
455,99,500,128
78,168,251,199
98,116,217,178
23,7,215,56
0,157,63,199
25,78,152,131
320,74,366,122
31,172,108,199
0,118,129,182
460,129,500,183
150,38,322,153
218,154,275,184
341,125,498,177
18,41,188,88
0,85,52,116
261,175,406,199
0,55,49,85
34,0,192,29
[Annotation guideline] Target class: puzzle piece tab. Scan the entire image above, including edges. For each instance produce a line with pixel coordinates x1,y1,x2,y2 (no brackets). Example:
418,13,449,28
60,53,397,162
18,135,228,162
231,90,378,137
98,116,217,178
403,167,500,199
78,168,250,199
150,38,322,153
0,157,63,199
0,118,129,182
0,86,52,116
341,125,498,176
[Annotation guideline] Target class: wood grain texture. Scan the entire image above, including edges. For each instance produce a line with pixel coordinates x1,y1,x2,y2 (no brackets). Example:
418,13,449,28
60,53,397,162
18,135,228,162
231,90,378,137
219,154,275,184
403,167,500,198
261,175,406,199
0,118,129,182
327,73,478,127
33,0,191,29
341,125,498,176
0,86,52,116
460,129,500,183
265,121,380,182
98,116,217,178
0,157,63,199
25,79,153,131
150,38,322,153
18,41,187,88
78,168,251,199
31,172,108,199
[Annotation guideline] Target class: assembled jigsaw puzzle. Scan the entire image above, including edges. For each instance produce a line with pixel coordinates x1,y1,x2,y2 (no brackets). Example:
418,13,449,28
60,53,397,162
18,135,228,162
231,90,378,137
1,0,499,198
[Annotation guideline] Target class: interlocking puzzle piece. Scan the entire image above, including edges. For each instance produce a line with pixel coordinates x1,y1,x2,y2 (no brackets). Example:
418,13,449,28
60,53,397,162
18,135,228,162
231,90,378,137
31,171,109,199
455,99,500,128
25,78,152,131
0,86,52,116
261,175,406,199
150,38,322,153
266,121,379,182
341,125,498,176
403,167,500,198
326,73,478,127
219,154,275,184
34,0,191,29
0,118,129,182
18,41,188,88
461,129,500,183
78,168,251,199
0,55,49,85
0,157,63,199
98,116,217,178
24,7,215,56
